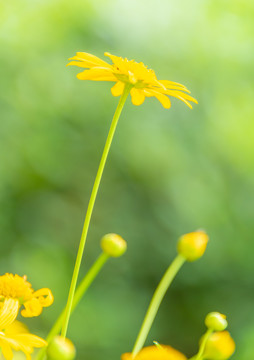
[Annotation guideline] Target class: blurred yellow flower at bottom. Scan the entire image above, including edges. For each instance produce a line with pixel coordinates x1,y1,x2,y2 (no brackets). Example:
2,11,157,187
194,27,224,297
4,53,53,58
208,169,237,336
0,299,47,360
203,331,235,360
121,345,187,360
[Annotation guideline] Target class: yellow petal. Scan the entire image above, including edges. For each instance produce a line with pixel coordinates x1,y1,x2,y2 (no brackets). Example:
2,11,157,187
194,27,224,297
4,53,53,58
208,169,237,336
33,288,54,307
104,52,123,66
5,320,29,336
21,299,42,318
66,61,91,68
0,342,13,360
145,89,171,109
130,88,145,106
0,333,21,351
174,97,192,108
164,91,193,108
0,332,46,360
25,353,32,360
159,80,189,90
77,68,116,81
68,52,110,68
111,82,125,96
14,334,47,348
0,299,19,329
156,84,191,93
166,90,198,104
151,79,167,90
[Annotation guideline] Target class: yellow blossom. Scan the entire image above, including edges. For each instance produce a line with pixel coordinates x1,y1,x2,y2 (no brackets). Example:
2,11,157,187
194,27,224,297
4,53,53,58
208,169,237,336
0,298,47,360
121,345,187,360
67,52,198,109
0,273,54,317
203,331,236,360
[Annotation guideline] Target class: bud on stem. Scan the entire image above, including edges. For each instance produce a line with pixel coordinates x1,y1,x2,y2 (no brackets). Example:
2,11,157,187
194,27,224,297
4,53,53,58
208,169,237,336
100,233,127,257
177,230,208,261
47,336,76,360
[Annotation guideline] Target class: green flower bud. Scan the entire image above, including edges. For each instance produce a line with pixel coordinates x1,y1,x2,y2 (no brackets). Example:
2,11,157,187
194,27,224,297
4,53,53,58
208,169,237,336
205,312,228,331
177,230,209,261
100,233,127,257
47,336,76,360
203,331,235,360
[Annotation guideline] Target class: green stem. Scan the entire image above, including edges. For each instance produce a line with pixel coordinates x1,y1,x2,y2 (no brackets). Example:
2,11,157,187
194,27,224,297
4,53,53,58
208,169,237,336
189,328,213,360
131,254,186,358
61,84,132,338
36,253,109,360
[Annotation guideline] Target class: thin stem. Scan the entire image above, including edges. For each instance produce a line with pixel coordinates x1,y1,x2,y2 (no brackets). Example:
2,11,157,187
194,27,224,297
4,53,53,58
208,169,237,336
189,328,213,360
61,84,132,338
36,253,109,360
131,254,186,358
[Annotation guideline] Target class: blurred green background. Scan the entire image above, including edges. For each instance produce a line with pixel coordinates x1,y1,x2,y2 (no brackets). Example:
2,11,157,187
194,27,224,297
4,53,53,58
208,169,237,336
0,0,254,359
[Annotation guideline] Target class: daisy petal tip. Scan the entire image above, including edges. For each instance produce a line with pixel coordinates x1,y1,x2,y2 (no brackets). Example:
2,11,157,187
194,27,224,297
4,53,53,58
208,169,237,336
131,99,142,106
66,61,81,67
161,101,171,109
68,56,77,61
111,90,119,97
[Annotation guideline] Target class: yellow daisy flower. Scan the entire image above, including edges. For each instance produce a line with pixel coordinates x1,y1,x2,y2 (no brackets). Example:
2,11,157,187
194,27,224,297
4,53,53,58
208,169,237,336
0,298,47,360
121,345,187,360
0,273,54,317
67,52,198,109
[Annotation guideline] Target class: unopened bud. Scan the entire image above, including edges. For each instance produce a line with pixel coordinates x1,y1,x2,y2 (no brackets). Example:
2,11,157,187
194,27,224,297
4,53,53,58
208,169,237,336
203,331,235,360
47,336,76,360
100,233,127,257
205,312,228,331
177,230,208,261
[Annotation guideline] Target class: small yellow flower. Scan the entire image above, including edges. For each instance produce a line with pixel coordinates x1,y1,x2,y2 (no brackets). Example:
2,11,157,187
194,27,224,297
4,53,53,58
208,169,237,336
121,345,187,360
0,273,54,317
0,298,47,360
67,52,198,109
203,331,236,360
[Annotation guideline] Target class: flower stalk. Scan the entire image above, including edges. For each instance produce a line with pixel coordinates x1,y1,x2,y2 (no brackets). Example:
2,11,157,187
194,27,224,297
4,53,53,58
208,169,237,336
61,83,132,339
131,254,186,358
52,253,109,341
189,328,213,360
36,253,109,360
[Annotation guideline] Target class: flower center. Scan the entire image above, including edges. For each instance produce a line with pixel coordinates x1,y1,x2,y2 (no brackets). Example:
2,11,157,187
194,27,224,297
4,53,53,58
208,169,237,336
112,57,157,88
0,274,33,302
114,72,149,89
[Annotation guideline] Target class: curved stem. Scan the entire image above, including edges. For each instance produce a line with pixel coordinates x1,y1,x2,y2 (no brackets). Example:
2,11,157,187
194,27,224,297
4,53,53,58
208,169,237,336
189,328,213,360
61,84,132,338
131,254,186,358
36,253,109,360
